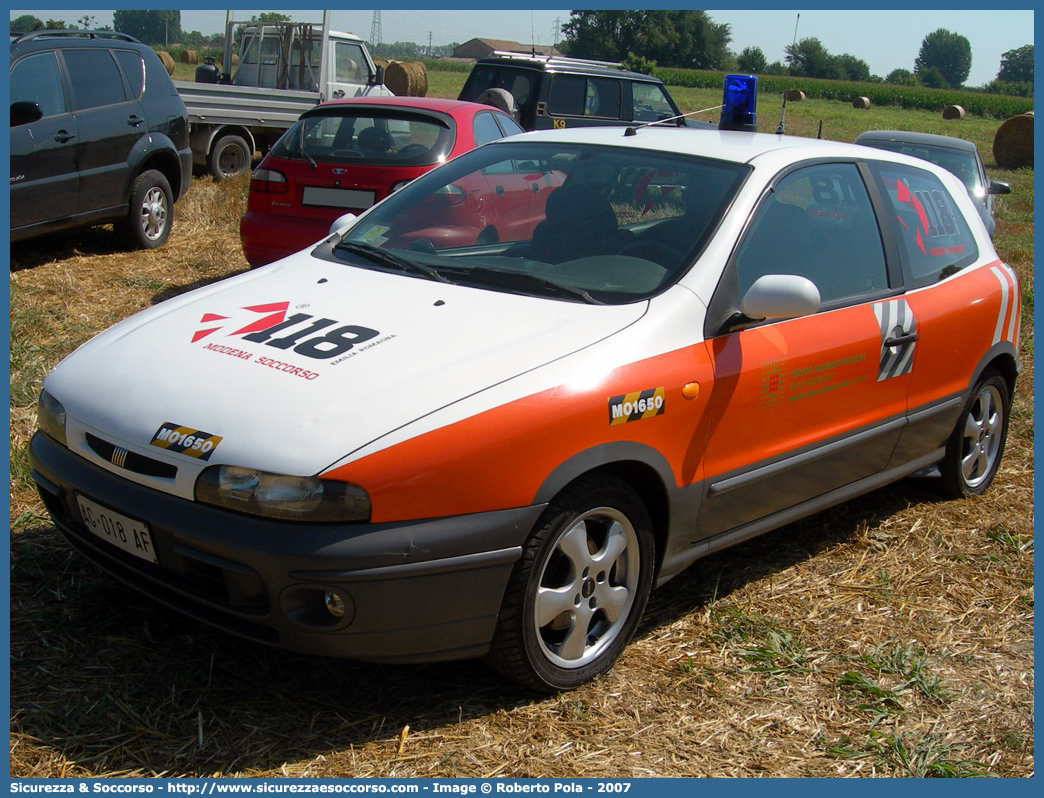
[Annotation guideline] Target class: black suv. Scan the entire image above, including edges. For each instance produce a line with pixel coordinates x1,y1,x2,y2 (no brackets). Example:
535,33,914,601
458,53,708,132
10,31,193,249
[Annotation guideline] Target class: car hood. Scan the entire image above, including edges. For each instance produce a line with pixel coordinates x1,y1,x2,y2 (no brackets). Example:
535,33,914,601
47,257,646,476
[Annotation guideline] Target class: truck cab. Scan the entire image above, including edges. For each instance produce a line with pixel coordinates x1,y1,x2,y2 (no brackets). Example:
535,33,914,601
230,24,387,99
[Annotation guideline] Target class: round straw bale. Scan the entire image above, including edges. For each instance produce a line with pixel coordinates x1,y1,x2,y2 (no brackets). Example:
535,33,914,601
993,112,1034,169
384,60,428,97
180,49,199,65
785,89,806,101
852,96,871,109
942,104,965,120
155,50,175,75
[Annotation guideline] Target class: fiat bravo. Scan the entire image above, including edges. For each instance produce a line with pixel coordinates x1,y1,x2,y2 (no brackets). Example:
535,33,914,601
30,123,1020,691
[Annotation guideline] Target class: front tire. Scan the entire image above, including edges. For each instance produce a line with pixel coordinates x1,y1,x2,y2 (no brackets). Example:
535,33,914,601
937,369,1011,497
115,170,173,250
487,475,655,692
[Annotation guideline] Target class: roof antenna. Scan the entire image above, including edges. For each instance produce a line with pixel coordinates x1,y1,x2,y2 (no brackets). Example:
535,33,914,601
817,120,823,140
624,104,722,136
775,94,787,135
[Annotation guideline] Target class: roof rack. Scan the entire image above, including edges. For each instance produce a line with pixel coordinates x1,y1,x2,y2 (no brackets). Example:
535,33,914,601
486,50,625,70
11,30,140,44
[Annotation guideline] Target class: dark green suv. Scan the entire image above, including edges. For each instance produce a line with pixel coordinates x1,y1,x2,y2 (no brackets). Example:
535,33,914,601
10,30,193,249
459,53,709,132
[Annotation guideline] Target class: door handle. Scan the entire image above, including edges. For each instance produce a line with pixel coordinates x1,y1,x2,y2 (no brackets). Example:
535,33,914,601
885,332,918,348
54,130,75,143
127,115,144,127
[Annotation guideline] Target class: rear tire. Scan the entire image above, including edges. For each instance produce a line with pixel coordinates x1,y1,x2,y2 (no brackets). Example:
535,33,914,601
937,369,1011,498
115,170,173,250
487,474,655,692
208,134,251,179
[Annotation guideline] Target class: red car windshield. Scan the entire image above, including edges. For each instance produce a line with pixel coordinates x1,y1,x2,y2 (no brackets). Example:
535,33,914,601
272,109,456,167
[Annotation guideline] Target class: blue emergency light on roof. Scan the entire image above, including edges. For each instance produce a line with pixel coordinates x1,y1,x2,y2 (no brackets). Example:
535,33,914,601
720,74,758,133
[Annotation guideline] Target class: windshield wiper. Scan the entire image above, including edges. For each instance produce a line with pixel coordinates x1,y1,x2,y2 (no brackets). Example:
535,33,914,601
334,241,451,283
445,267,605,305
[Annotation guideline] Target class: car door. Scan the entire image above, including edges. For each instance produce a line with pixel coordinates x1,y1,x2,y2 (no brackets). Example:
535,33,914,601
60,47,145,218
9,49,79,233
696,162,911,539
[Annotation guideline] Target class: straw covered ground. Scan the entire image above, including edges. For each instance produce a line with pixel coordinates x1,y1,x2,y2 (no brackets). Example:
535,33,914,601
10,135,1034,777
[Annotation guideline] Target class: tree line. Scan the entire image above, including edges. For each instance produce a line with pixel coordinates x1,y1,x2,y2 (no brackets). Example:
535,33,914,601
11,9,1033,94
560,11,1031,93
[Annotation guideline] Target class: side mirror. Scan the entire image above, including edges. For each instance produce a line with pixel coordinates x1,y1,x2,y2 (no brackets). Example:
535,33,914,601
741,274,821,320
372,64,386,87
11,100,42,128
329,212,358,237
988,179,1012,196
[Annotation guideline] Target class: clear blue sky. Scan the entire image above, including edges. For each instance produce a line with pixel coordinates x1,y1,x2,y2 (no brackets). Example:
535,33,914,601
8,8,1036,87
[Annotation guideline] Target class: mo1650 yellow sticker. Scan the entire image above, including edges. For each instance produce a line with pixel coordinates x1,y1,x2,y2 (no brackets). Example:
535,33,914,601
608,388,666,425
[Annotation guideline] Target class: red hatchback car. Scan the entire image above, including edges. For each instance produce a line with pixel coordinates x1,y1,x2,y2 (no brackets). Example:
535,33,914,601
240,97,527,266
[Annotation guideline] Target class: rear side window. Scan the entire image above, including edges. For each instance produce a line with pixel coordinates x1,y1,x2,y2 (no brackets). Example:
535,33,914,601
114,50,145,99
62,49,127,109
869,161,978,286
10,51,67,118
547,75,621,118
473,111,506,146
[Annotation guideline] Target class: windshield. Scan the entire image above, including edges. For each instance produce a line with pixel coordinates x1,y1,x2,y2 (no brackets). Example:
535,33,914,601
315,141,749,304
272,109,455,167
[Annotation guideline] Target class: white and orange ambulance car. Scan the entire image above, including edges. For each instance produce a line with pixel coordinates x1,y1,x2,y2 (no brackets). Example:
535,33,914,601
30,119,1020,691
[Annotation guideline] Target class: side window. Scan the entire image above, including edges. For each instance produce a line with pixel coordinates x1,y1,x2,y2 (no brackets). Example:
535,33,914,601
869,162,978,287
494,113,525,138
632,83,675,122
473,111,507,146
62,49,127,110
547,75,586,116
114,50,145,100
334,42,366,82
585,78,621,118
734,163,888,305
10,52,67,118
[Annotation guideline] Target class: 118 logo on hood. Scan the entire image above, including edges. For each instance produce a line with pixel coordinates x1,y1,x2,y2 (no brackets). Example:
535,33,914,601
193,302,380,360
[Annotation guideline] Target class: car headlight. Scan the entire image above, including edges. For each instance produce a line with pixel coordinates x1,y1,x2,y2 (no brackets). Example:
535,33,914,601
37,389,67,447
195,465,371,523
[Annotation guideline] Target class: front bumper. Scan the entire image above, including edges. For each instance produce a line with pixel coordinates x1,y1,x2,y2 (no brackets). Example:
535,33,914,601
29,432,544,663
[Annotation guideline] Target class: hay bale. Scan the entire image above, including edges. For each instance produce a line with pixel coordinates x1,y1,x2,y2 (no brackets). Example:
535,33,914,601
942,104,965,120
155,50,175,75
785,89,806,102
384,60,428,97
852,96,871,109
993,112,1034,169
180,49,199,65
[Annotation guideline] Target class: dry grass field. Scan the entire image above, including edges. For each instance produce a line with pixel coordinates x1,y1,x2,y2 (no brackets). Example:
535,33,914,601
9,87,1034,778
